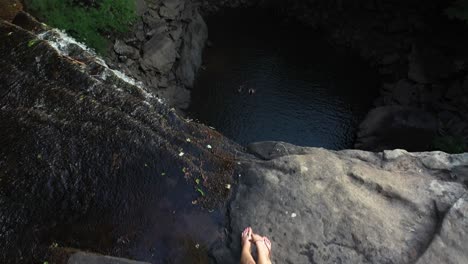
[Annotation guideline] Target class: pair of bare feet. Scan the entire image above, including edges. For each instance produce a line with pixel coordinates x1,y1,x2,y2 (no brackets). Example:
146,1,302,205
240,227,272,264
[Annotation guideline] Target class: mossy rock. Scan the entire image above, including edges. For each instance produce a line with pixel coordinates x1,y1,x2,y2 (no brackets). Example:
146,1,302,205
24,0,137,54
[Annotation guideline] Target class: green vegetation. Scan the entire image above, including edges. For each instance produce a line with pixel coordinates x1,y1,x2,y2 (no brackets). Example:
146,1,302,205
433,136,467,154
446,0,468,23
25,0,137,54
27,39,39,47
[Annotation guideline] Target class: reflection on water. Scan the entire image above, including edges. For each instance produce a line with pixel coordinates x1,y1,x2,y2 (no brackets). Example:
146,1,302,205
188,9,380,149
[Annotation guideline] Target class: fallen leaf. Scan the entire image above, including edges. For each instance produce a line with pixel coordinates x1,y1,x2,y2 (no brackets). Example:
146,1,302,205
28,39,38,47
196,188,205,196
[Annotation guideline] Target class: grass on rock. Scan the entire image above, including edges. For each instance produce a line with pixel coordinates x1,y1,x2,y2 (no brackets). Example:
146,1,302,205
25,0,137,54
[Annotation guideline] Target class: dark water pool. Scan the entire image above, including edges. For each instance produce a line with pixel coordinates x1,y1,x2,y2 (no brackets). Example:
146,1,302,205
188,9,380,149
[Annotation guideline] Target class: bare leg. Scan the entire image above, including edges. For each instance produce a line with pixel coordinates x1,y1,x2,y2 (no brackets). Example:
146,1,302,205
252,233,272,264
240,227,256,264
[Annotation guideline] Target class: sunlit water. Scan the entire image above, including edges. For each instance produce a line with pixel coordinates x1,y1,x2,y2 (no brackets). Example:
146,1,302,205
188,9,380,149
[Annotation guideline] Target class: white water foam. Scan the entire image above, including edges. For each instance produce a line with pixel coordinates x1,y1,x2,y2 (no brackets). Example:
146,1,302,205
37,28,163,104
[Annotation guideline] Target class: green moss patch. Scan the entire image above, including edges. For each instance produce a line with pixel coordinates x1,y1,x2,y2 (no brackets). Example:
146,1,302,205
25,0,137,54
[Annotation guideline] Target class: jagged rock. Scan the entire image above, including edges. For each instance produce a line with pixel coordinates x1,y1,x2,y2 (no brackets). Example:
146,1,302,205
156,84,191,109
134,24,146,42
355,106,438,151
214,142,468,264
141,34,177,73
169,24,184,40
107,0,207,106
176,7,208,87
408,44,454,84
142,9,162,28
415,195,468,264
160,0,185,19
113,39,139,60
135,0,148,16
145,22,168,38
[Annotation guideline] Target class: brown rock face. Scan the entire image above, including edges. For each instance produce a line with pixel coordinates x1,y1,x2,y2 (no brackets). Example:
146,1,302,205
0,0,23,22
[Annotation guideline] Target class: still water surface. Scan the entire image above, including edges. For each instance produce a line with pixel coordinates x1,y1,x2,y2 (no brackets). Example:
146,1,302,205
188,9,380,149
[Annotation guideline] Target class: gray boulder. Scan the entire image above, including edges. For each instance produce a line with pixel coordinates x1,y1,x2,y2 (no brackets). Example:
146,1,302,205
216,142,468,264
159,0,185,19
415,195,468,264
113,39,139,60
141,33,177,73
355,106,438,151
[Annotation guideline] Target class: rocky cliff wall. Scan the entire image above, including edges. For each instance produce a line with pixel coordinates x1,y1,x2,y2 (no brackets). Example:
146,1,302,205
108,0,207,109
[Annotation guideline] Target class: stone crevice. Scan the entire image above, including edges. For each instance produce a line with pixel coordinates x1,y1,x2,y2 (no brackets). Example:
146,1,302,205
346,171,421,214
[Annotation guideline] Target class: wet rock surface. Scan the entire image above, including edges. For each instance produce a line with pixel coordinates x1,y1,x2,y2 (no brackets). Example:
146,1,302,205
216,142,468,264
0,19,239,262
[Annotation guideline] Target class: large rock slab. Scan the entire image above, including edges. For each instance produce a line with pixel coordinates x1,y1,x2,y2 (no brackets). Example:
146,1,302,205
415,194,468,264
141,33,177,73
217,142,468,264
355,106,438,152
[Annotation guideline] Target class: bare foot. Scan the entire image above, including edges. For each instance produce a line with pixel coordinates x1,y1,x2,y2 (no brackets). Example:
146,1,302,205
252,233,271,264
241,227,255,264
242,227,253,248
